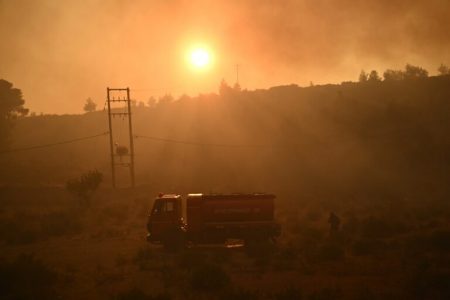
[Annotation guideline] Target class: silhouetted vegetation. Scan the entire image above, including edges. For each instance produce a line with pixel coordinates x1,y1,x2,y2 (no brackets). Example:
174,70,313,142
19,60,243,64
0,79,28,149
66,169,103,206
189,263,230,291
0,254,58,299
1,71,448,197
83,97,97,113
383,64,429,81
116,288,171,300
438,64,450,76
0,184,449,298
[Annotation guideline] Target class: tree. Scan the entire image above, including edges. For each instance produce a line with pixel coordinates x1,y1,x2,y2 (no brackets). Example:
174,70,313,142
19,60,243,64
83,98,96,113
368,70,382,82
219,79,233,97
66,170,103,206
178,94,191,102
147,96,157,108
404,64,428,79
438,64,450,76
383,69,404,81
359,70,368,82
0,79,28,148
157,94,174,107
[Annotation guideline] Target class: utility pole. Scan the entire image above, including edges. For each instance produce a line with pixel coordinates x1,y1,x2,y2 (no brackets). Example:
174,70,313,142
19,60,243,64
126,88,136,187
106,88,116,188
236,64,239,86
106,87,136,188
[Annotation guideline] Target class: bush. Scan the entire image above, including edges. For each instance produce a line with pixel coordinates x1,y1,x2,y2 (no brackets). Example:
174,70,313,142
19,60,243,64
341,215,360,236
177,249,207,270
211,248,231,264
316,243,345,261
272,244,300,271
0,254,57,299
405,230,450,254
361,217,393,239
295,226,324,243
429,230,450,252
355,287,376,300
245,239,276,261
309,287,342,300
133,247,154,271
0,219,39,244
116,287,171,300
408,267,450,299
305,210,321,222
351,239,387,256
101,204,129,224
66,170,102,205
218,287,259,300
189,263,230,291
40,210,82,237
271,286,303,300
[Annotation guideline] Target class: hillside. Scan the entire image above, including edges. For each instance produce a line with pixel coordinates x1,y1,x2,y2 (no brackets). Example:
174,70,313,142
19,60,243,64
1,76,449,199
2,76,450,299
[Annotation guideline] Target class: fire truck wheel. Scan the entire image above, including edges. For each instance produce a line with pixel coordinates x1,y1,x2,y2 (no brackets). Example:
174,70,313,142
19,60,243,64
163,228,186,252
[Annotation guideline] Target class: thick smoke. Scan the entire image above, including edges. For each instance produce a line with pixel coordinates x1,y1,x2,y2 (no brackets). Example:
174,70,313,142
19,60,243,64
0,0,449,113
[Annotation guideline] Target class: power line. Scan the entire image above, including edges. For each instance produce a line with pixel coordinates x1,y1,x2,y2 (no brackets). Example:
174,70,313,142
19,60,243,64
134,134,278,148
0,132,109,154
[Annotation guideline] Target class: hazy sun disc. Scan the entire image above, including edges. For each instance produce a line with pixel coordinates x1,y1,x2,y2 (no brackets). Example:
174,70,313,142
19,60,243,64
190,48,210,69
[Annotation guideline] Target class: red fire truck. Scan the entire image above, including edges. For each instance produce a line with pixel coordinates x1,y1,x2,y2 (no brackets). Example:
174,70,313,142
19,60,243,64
147,193,280,249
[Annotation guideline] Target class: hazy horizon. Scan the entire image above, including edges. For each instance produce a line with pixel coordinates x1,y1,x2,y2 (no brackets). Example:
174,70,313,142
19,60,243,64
1,0,450,114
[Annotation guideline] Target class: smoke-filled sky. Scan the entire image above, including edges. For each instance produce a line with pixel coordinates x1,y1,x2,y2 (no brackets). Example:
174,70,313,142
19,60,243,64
1,0,449,114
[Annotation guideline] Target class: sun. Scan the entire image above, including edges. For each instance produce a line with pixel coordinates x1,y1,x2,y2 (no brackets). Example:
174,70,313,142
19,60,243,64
189,47,211,69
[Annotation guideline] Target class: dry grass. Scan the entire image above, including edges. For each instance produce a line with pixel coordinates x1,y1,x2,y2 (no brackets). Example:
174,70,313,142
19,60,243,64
1,186,450,299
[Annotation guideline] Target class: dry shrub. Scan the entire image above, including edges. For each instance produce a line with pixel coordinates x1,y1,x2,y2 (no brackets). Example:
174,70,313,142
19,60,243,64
405,229,450,254
133,247,155,271
316,243,345,262
341,214,360,236
354,287,377,300
272,244,300,271
0,254,58,299
210,248,231,264
101,204,129,224
177,249,207,270
294,226,324,244
351,238,387,256
428,229,450,252
407,264,450,300
189,263,230,291
361,216,408,239
361,217,393,239
0,218,39,244
116,287,171,300
271,286,303,300
40,210,82,237
309,287,342,300
305,209,322,222
218,287,259,300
